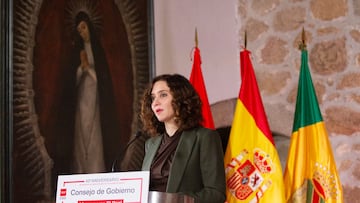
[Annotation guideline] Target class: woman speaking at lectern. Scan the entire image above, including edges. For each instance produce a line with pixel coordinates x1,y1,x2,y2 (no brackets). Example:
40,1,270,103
140,74,226,203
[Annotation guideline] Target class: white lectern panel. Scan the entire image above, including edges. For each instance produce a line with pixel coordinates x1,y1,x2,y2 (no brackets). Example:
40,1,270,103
56,171,149,203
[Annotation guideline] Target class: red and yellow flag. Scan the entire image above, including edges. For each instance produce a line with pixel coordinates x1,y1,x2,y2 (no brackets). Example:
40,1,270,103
224,49,285,202
189,45,215,129
283,48,343,203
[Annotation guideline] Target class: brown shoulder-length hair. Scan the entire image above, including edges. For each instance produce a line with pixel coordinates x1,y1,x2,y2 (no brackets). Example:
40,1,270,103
140,74,203,136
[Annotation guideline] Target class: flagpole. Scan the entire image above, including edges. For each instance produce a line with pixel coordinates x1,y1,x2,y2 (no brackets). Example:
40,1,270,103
244,30,247,49
195,28,198,48
299,27,306,50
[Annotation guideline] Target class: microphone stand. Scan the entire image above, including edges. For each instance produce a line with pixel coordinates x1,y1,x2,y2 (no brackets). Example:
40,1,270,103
111,131,143,172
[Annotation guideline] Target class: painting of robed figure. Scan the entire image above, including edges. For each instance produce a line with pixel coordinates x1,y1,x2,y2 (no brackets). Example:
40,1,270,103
12,0,150,202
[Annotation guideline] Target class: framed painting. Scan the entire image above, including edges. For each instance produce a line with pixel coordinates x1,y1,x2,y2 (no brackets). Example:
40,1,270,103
4,0,155,202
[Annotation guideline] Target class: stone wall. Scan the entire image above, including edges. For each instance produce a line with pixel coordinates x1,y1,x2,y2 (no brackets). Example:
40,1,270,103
212,0,360,202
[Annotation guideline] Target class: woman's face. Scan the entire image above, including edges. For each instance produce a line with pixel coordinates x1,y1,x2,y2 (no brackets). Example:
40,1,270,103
151,80,176,124
77,21,90,42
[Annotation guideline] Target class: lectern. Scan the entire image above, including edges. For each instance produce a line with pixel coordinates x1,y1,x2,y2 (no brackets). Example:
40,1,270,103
148,191,195,203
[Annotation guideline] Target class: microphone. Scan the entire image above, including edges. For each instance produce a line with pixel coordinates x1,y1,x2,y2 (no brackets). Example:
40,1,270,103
111,131,143,172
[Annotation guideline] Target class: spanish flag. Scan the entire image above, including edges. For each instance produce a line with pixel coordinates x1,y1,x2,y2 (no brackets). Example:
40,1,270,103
189,31,215,129
224,49,285,202
283,48,343,203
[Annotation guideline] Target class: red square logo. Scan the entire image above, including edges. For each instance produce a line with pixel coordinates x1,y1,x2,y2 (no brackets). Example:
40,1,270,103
60,188,67,196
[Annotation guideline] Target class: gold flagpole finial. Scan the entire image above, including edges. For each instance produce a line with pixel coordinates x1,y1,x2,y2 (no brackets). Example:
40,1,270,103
244,30,247,49
299,27,307,50
195,28,198,48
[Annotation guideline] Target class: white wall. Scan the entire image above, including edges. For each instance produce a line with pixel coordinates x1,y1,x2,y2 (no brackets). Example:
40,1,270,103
153,0,240,104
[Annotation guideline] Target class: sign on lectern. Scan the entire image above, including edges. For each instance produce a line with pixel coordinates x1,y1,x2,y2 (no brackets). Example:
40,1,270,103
56,171,150,203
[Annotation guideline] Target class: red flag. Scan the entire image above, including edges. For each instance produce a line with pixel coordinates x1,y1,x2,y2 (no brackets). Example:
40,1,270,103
189,46,215,129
